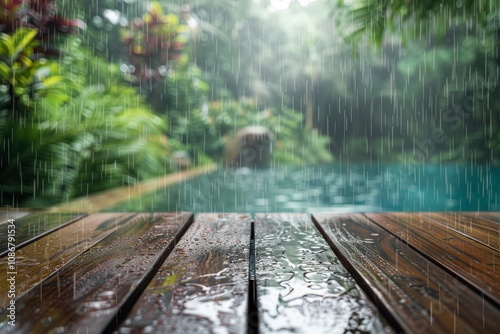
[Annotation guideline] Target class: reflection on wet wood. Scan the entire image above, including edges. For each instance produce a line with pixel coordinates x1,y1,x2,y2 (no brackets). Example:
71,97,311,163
313,213,500,334
0,211,497,333
0,213,134,307
116,213,251,334
255,214,393,333
366,212,500,306
475,212,500,225
0,213,84,255
0,212,193,333
431,212,500,250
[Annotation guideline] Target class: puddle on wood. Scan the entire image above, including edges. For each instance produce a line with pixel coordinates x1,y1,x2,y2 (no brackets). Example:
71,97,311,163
119,267,247,334
256,219,390,333
118,218,250,334
163,261,247,334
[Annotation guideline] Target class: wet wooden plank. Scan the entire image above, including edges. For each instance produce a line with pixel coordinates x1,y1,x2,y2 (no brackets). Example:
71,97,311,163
255,213,394,333
0,212,85,256
0,212,193,333
366,212,500,306
116,213,251,334
0,213,135,307
475,212,500,225
313,213,500,334
429,212,500,251
0,211,30,225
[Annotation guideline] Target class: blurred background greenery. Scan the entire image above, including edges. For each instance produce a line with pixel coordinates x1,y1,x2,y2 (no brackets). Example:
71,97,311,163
0,0,498,206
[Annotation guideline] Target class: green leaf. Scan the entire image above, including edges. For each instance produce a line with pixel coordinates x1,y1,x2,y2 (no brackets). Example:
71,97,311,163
40,75,63,88
12,28,38,59
13,86,25,95
18,55,34,68
0,34,14,59
0,62,11,79
164,14,180,27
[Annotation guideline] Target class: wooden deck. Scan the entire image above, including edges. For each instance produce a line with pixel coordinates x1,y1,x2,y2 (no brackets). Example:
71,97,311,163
0,211,498,333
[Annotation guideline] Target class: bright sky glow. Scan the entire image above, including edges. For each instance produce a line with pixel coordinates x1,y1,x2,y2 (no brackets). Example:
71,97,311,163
260,0,318,11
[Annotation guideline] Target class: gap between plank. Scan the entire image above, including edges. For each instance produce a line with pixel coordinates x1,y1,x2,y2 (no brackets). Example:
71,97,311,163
248,219,259,334
361,213,500,309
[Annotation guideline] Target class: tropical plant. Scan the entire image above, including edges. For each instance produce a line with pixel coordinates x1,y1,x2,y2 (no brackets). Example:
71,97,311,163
325,0,500,165
172,98,333,165
0,27,170,206
0,28,67,206
0,28,66,110
330,0,499,47
0,0,85,52
119,2,189,88
40,84,168,201
69,1,194,114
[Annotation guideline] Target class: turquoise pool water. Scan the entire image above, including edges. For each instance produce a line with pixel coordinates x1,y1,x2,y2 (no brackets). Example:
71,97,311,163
106,164,500,213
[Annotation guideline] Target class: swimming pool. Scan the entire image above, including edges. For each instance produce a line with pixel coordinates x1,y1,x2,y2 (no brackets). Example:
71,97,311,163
105,163,500,213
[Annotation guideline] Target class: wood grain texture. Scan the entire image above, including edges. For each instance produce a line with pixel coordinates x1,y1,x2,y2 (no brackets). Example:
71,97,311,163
0,213,134,307
313,213,500,334
255,214,393,334
0,212,193,333
116,213,251,334
366,212,500,306
427,212,500,251
0,212,84,256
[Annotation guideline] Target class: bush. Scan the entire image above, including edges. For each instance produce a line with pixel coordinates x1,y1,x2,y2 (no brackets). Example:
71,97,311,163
170,98,333,166
0,31,169,206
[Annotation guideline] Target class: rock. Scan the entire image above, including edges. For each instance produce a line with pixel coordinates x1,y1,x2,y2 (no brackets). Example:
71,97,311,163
171,151,191,171
225,126,274,168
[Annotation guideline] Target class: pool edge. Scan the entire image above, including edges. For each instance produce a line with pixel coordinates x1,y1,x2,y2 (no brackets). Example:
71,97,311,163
48,164,217,213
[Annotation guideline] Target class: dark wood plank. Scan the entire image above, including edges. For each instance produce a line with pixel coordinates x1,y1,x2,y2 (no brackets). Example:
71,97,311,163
0,212,193,333
366,212,500,306
0,213,135,307
255,214,394,333
0,211,29,225
0,212,85,256
429,212,500,251
116,213,251,334
313,213,500,334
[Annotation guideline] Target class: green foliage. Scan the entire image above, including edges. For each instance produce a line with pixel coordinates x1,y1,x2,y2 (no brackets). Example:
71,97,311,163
7,0,499,208
326,0,500,166
41,85,168,201
1,30,169,206
0,28,66,108
119,2,189,85
332,0,499,46
173,98,333,165
153,64,209,117
59,60,169,197
270,113,333,165
0,28,67,206
391,28,500,164
189,1,273,103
